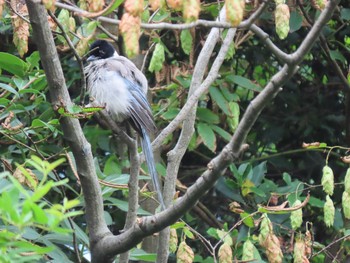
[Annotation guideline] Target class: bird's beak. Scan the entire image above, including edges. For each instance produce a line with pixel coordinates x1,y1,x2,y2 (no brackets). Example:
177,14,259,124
87,55,98,62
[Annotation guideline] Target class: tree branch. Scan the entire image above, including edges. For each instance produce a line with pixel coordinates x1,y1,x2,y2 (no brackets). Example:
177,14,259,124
55,1,266,30
25,0,111,255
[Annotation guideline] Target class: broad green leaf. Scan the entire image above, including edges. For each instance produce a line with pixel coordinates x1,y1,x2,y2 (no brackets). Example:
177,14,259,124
240,212,255,228
290,11,303,32
171,221,186,229
197,108,219,124
19,88,42,95
227,101,240,132
329,50,346,63
31,203,48,224
340,8,350,20
249,161,267,186
104,197,152,215
0,52,29,77
209,86,230,115
210,125,232,142
206,227,220,239
26,51,40,69
227,75,262,92
104,155,121,176
183,227,194,239
241,179,255,196
0,83,19,98
130,249,157,262
180,29,193,55
162,108,180,120
307,196,324,208
217,229,233,245
197,122,216,152
63,198,80,210
148,43,165,72
188,131,197,151
57,10,71,44
250,187,266,197
13,78,27,89
282,172,292,185
0,98,10,107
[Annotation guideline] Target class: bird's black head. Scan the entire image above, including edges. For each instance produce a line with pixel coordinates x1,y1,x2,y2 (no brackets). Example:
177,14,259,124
87,40,115,61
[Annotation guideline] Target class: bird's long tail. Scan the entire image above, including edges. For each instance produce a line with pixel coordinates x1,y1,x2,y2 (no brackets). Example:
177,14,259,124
141,128,165,210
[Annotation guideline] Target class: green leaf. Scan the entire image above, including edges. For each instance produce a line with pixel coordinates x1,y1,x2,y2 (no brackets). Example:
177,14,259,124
180,29,193,55
329,50,346,63
249,161,267,186
130,249,157,262
340,8,350,20
250,187,266,197
217,229,232,245
283,172,292,185
0,83,19,98
47,158,66,173
227,75,262,92
209,86,230,115
196,108,219,124
0,52,29,77
240,212,255,228
241,179,255,196
148,43,165,72
210,125,232,142
103,0,124,15
290,11,303,32
171,221,186,229
183,227,194,239
104,155,121,176
31,203,48,224
197,123,216,152
162,108,180,120
26,51,40,69
225,43,235,60
227,101,240,132
308,196,324,208
31,181,54,202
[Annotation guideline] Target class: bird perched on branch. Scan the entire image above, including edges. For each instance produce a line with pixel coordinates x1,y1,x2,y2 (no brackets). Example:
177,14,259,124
84,40,165,210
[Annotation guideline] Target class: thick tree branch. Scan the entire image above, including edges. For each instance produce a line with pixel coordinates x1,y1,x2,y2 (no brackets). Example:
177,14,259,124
25,0,112,255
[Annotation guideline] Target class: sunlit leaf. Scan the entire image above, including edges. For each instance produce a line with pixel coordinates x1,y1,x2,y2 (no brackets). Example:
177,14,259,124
180,29,193,55
149,43,165,72
197,122,216,152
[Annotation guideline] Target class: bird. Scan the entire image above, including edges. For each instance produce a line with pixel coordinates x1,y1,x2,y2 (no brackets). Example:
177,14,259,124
84,39,165,210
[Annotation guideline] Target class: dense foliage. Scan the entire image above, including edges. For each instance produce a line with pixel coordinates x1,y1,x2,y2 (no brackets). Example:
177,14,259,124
0,0,350,262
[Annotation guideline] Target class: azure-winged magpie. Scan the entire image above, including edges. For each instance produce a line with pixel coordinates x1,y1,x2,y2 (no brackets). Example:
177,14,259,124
84,40,165,209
